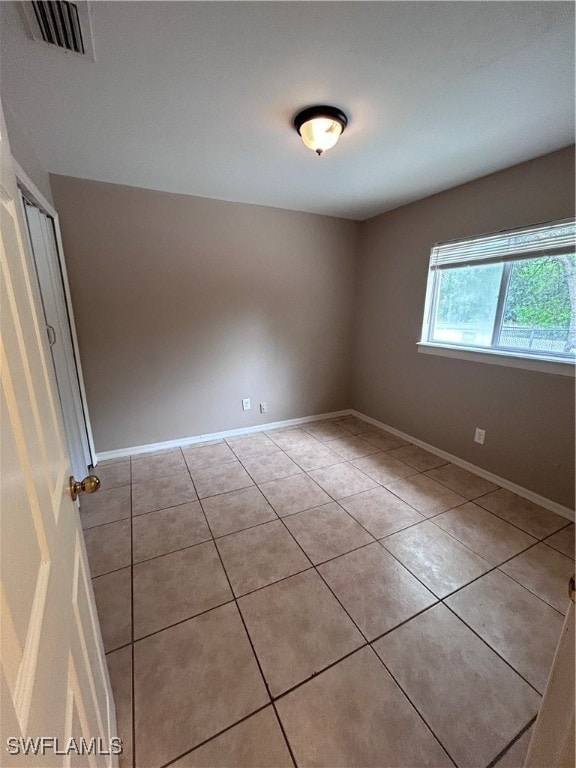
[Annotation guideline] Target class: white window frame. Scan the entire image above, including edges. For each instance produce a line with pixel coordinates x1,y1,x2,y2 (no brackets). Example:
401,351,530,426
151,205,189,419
417,218,576,377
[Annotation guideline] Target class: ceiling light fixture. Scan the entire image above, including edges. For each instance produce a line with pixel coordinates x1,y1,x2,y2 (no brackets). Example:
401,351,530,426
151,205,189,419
293,105,348,156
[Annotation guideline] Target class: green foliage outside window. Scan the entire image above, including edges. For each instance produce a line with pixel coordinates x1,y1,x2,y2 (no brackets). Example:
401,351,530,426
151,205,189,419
504,256,573,327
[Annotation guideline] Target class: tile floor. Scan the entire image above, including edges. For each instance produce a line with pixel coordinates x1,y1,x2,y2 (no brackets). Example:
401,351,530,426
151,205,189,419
81,415,575,768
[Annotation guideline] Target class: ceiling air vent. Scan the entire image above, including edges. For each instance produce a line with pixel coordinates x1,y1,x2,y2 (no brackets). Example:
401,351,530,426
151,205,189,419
32,1,84,53
20,0,95,60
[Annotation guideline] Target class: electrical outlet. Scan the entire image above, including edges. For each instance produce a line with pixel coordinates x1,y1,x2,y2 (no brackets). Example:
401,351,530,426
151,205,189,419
260,402,268,414
474,427,486,445
242,398,251,411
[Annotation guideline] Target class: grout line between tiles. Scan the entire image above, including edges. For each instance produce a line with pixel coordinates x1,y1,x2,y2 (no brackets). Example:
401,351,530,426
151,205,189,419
461,494,574,542
197,504,298,763
237,466,304,488
131,467,191,485
420,468,501,504
157,703,272,768
131,598,236,644
485,714,538,768
426,508,540,557
211,511,280,539
270,644,370,704
131,535,213,568
496,558,573,615
364,600,441,646
447,560,565,617
372,511,444,541
282,456,348,474
90,563,132,580
185,457,239,476
540,520,575,553
104,640,132,656
82,512,131,532
197,482,256,501
365,645,459,768
541,537,575,559
227,562,313,600
270,703,298,768
91,567,131,586
350,459,421,488
441,602,544,697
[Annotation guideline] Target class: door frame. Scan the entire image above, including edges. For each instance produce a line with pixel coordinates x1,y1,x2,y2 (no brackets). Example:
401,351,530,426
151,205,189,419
524,591,575,768
14,160,97,468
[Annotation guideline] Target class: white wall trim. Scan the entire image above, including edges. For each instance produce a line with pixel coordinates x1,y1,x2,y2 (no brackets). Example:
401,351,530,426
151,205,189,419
98,405,573,521
96,409,354,461
351,410,575,522
417,341,575,377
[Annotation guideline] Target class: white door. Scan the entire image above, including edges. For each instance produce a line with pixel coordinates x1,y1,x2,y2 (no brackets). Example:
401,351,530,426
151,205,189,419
0,102,117,766
21,197,93,480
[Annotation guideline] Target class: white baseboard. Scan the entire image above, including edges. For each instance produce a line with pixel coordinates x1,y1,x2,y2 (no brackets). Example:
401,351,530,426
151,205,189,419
350,410,575,522
97,406,574,522
96,409,354,462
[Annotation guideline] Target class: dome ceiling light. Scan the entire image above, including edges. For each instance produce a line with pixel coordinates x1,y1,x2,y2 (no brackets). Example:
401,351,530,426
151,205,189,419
293,105,348,156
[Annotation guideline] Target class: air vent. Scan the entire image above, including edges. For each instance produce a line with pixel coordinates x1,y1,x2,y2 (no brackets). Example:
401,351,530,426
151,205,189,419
32,1,84,53
20,0,95,60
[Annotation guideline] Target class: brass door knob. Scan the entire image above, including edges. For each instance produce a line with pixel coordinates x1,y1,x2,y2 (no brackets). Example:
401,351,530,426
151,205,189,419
69,474,101,501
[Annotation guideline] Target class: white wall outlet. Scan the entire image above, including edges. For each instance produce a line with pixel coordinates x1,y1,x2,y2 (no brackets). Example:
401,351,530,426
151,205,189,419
242,398,251,411
474,427,486,445
260,402,268,414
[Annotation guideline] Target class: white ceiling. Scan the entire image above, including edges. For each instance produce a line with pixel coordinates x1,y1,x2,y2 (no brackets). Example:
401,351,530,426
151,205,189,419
1,1,574,220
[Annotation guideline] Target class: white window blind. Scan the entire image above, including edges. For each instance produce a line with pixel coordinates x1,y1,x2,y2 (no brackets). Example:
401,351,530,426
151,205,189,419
430,218,575,269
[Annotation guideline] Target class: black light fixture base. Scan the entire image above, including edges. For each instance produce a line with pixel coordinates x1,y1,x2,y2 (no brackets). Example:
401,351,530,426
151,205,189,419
293,105,348,136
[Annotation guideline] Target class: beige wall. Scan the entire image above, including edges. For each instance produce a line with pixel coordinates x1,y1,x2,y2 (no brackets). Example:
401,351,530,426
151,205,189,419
352,146,575,508
50,175,359,452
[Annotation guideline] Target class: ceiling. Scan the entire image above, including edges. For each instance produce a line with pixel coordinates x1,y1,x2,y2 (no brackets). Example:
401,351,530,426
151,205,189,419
1,1,574,220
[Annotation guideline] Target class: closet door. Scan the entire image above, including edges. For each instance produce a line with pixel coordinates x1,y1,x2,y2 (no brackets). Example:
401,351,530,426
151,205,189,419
23,199,93,478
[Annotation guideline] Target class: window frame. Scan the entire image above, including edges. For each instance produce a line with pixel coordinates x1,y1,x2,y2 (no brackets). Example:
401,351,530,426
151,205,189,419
418,218,576,376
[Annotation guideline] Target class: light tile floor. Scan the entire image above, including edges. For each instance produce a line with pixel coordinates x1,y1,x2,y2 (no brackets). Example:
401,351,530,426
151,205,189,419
82,416,575,768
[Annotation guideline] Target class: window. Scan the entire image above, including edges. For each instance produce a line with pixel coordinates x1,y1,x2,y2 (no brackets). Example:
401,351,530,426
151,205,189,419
419,219,576,371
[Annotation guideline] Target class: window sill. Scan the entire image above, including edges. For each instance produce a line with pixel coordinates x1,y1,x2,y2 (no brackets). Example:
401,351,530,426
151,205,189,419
417,341,575,377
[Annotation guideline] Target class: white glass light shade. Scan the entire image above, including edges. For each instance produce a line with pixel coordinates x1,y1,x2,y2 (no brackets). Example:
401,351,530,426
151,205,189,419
299,117,343,155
